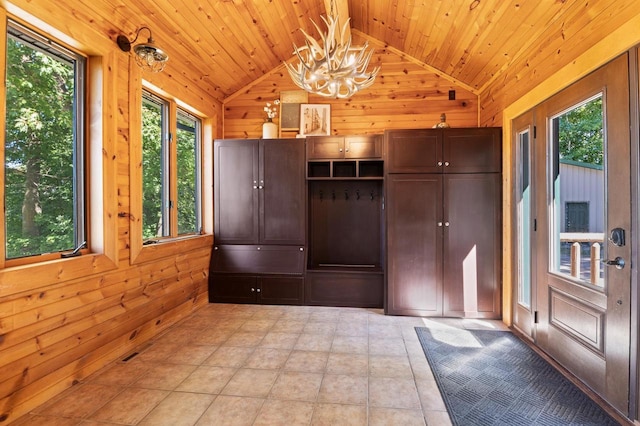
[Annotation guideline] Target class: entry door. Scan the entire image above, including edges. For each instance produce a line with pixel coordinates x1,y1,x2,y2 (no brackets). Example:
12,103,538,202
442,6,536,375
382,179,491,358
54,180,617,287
535,54,631,414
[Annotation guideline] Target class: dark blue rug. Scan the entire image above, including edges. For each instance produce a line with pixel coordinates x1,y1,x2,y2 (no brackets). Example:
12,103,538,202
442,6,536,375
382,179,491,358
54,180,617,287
415,327,620,425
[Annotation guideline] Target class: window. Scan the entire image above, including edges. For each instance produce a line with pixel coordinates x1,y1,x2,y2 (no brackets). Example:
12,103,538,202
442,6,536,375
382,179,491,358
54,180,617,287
565,201,589,232
4,21,86,260
549,94,604,285
141,91,202,242
517,128,532,308
176,110,201,235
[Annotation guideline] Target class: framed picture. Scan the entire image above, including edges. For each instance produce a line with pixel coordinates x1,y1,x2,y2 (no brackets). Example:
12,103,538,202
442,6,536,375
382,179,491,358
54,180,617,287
280,103,301,131
299,104,331,136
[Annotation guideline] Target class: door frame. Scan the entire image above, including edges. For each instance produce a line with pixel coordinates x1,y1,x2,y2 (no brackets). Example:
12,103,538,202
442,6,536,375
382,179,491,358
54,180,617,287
630,46,640,421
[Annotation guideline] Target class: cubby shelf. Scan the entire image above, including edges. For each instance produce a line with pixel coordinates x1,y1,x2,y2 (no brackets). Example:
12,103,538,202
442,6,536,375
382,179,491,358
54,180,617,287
307,160,384,180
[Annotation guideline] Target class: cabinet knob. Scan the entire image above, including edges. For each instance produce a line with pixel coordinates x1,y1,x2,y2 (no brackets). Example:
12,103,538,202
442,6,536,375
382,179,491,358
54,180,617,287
444,161,450,167
251,288,256,292
437,161,443,167
437,222,443,227
445,222,450,227
339,148,343,152
299,247,304,251
345,148,349,152
256,288,261,293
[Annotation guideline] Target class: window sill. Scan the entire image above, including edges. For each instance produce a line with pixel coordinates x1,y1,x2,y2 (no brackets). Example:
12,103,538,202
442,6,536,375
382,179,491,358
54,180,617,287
131,233,214,265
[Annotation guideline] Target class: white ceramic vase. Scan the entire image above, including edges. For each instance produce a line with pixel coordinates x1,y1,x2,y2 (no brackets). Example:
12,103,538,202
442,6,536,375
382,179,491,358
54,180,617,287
262,120,278,138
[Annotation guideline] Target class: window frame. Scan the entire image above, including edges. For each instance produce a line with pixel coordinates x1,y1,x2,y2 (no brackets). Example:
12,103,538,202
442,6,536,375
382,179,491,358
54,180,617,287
140,89,203,242
0,11,118,284
130,78,210,265
3,20,87,263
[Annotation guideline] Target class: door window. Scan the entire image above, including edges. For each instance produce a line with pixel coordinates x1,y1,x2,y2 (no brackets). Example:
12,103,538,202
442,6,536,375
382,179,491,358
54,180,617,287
549,94,604,286
517,128,532,308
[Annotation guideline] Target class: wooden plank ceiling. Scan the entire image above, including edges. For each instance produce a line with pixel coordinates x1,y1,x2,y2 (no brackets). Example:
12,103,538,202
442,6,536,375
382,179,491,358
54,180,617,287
100,0,634,102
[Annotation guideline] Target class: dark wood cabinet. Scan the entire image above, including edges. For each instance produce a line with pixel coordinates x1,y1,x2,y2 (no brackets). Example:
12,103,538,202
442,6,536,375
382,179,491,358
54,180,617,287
211,138,306,306
307,135,382,159
210,275,304,305
209,245,305,305
386,174,443,316
306,270,383,308
305,136,385,308
385,127,500,174
213,139,258,244
385,128,502,318
306,135,383,180
442,174,501,317
443,128,501,173
385,129,442,173
214,138,305,245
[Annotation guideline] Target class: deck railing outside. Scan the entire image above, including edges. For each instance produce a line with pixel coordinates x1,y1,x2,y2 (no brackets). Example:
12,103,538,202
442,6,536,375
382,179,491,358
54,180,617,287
560,232,604,285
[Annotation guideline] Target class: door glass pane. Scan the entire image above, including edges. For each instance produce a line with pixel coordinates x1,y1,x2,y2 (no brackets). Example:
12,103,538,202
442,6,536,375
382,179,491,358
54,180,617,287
549,94,604,287
517,129,532,307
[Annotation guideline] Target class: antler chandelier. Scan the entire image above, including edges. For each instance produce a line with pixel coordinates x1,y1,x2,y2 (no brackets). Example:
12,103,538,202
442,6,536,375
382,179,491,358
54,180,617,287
284,2,379,99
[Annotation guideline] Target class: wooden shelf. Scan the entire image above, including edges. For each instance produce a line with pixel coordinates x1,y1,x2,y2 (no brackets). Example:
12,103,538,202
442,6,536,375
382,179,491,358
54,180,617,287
307,160,384,180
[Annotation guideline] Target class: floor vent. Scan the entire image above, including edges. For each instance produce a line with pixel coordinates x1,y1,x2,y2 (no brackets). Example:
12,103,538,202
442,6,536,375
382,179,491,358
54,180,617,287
121,352,139,362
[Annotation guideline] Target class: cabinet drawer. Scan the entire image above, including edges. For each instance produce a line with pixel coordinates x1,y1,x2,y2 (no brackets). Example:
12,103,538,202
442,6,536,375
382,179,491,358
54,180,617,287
305,271,383,308
210,245,305,275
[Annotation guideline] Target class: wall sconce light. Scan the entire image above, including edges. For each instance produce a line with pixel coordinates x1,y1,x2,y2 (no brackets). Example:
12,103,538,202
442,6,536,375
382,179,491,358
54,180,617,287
117,27,168,73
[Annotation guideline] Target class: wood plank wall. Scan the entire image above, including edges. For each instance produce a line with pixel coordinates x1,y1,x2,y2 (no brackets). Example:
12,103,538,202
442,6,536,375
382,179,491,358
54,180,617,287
223,34,480,139
478,0,640,127
0,2,222,423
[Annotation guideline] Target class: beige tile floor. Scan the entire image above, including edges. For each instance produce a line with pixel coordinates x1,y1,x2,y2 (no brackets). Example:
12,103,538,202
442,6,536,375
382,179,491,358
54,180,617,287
13,303,509,426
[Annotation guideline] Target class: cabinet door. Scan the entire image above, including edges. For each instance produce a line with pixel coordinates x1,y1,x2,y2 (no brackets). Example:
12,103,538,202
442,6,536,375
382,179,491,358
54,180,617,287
385,129,442,173
442,174,501,318
344,135,382,158
443,128,501,173
260,139,306,244
306,136,344,159
214,140,259,244
209,275,257,304
386,174,443,316
259,276,304,305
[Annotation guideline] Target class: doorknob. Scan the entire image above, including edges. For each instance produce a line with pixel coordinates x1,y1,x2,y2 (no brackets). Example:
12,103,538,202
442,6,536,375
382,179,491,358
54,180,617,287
605,257,625,270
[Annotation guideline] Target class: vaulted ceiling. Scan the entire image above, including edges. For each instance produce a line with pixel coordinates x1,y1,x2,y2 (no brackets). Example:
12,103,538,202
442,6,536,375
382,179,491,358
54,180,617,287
105,0,638,102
